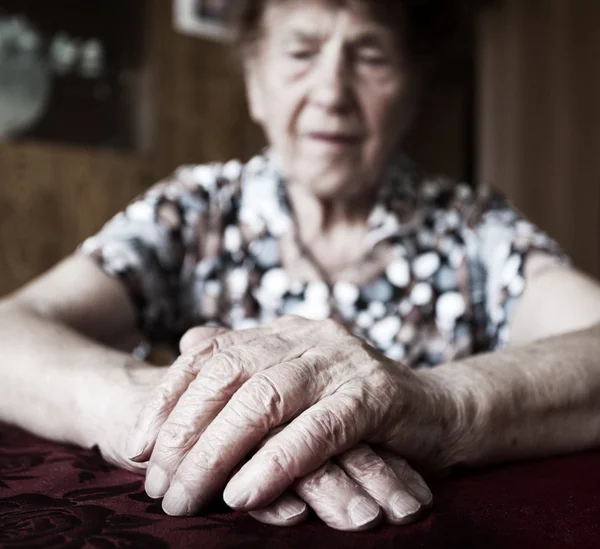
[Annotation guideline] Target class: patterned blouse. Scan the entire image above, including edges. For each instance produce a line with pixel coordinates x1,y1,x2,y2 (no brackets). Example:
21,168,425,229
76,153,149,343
80,151,565,368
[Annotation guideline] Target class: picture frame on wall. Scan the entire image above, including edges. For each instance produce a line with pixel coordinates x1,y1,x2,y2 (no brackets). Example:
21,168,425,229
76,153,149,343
173,0,238,43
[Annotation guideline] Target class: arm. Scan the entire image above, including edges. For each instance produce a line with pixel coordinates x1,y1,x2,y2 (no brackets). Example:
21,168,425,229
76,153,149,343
425,253,600,468
0,165,221,462
0,254,163,468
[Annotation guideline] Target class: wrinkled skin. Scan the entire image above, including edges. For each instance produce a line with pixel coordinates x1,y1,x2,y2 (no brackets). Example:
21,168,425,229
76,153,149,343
126,316,462,530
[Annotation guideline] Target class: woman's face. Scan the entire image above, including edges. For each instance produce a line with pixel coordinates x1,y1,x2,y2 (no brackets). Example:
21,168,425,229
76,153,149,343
245,0,418,200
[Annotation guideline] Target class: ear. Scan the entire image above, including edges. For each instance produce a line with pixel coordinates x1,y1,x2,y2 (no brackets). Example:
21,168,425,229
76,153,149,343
244,58,267,125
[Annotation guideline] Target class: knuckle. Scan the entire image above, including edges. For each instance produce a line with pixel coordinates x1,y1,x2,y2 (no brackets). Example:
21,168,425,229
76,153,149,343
147,384,176,413
368,364,393,387
306,409,337,439
346,392,365,413
237,373,285,424
261,447,296,485
214,348,239,371
202,352,245,391
158,420,197,452
172,352,197,374
300,407,348,452
338,390,377,432
210,332,242,354
348,452,388,479
209,337,223,355
340,392,367,421
296,461,338,492
388,457,412,480
184,439,228,478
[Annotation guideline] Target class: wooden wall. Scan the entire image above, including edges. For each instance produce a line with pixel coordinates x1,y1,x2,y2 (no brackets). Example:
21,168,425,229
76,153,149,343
477,0,600,277
0,143,145,295
144,0,261,175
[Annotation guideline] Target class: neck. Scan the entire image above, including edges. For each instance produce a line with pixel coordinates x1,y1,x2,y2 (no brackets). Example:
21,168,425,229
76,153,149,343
283,180,380,280
286,181,377,241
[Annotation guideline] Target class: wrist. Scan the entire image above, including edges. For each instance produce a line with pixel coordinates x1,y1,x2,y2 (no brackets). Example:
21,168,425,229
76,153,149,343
73,353,163,451
415,362,490,471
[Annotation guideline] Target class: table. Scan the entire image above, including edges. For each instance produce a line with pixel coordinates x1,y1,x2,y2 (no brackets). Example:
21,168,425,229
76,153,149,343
1,421,599,548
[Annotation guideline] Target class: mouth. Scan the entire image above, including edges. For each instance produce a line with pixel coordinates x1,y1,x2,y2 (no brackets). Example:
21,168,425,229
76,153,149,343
307,132,363,146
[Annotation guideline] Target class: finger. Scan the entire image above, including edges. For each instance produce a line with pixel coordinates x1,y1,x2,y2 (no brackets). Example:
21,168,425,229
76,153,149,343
252,429,381,531
145,339,319,498
248,492,309,527
126,326,275,462
293,461,381,531
380,452,433,510
145,360,284,498
248,427,310,526
337,445,430,525
179,326,229,354
222,392,372,511
160,359,324,515
129,318,312,463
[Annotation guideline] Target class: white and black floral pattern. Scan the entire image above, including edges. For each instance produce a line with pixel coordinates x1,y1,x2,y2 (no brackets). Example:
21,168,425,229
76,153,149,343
80,151,567,368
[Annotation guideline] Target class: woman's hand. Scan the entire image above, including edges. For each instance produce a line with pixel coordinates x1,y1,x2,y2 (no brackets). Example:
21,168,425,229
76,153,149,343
249,444,432,530
134,325,433,531
126,316,461,521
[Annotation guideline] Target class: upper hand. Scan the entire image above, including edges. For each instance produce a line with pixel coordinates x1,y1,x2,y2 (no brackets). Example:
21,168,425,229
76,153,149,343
126,316,459,517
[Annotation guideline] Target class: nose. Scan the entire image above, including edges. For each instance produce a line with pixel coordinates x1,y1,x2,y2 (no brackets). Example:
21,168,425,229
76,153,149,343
310,44,354,113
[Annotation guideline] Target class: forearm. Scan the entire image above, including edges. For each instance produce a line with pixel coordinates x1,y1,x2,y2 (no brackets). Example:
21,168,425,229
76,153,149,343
425,323,600,469
0,298,157,449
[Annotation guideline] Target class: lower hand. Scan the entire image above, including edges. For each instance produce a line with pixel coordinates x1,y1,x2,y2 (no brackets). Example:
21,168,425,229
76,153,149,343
250,443,432,530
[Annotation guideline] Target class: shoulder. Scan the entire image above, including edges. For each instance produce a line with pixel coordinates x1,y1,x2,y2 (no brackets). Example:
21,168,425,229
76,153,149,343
413,176,518,230
416,175,499,211
415,175,565,266
166,151,277,198
130,153,274,221
164,158,246,201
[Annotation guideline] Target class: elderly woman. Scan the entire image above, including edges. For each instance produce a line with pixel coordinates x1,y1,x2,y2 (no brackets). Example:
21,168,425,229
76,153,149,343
2,0,600,533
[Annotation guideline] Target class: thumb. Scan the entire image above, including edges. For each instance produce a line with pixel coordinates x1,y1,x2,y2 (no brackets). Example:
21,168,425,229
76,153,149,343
179,325,230,354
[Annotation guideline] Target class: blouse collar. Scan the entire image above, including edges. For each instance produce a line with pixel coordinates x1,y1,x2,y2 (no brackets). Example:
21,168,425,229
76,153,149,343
240,148,423,245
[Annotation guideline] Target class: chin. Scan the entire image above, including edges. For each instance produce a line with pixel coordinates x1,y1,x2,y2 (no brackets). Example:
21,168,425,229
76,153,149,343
309,172,359,199
294,161,369,200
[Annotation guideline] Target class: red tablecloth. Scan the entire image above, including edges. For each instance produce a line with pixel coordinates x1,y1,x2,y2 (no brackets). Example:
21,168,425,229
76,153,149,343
1,421,600,548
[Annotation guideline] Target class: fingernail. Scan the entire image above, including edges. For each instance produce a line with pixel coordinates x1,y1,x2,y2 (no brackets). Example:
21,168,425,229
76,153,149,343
162,482,191,516
277,500,307,521
349,497,380,527
391,493,421,521
145,466,170,499
223,480,250,509
409,480,433,507
126,432,148,461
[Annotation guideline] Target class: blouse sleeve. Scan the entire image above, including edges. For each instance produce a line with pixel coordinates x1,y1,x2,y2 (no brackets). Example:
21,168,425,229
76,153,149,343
461,185,570,351
77,163,233,348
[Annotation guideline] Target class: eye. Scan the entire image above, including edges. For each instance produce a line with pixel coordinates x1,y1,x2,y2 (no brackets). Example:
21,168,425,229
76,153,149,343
287,49,316,61
358,54,388,66
354,46,391,68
